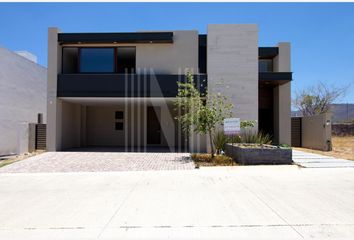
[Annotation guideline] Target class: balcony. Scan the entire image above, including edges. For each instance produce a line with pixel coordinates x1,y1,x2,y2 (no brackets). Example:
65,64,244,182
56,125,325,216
57,74,207,98
259,72,292,85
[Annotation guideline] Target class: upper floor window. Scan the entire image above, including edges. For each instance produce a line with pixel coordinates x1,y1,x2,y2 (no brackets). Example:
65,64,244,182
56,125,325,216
62,47,136,74
117,47,136,73
259,59,273,72
80,48,115,73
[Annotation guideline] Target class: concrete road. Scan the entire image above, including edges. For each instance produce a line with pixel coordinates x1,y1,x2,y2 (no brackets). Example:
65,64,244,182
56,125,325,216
1,166,354,239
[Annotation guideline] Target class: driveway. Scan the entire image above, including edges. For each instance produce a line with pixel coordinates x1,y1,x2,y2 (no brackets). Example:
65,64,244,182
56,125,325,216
1,166,354,239
0,151,194,173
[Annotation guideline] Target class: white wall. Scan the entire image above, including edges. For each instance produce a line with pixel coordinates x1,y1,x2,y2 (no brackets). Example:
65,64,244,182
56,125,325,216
0,47,47,155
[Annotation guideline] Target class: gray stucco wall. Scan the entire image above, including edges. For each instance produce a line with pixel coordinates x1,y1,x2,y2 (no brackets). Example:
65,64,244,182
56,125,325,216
0,47,47,155
302,113,332,151
273,42,291,145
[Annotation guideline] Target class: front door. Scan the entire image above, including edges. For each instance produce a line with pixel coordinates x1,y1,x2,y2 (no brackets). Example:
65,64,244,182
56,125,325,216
147,106,161,144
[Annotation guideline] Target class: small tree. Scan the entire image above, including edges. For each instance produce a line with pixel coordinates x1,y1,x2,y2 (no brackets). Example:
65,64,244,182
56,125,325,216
293,82,348,116
174,72,233,157
174,72,203,140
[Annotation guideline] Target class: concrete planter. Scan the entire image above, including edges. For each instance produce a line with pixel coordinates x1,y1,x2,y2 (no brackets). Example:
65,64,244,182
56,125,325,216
225,143,292,165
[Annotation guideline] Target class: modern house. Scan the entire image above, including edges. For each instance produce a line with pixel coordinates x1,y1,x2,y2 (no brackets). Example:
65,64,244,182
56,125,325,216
0,47,47,156
47,24,292,152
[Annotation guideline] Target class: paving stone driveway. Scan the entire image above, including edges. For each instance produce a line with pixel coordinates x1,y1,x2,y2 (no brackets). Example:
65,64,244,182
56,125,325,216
0,151,194,173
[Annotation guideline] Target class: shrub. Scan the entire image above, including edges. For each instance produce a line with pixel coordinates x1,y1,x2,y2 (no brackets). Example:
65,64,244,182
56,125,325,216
213,131,229,154
213,130,273,152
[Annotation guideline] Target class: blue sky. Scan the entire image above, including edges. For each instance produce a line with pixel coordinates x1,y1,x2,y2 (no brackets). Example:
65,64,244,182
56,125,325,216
0,3,353,102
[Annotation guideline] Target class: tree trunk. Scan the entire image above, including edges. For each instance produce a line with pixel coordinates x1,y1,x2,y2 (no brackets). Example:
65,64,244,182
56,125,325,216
209,131,215,158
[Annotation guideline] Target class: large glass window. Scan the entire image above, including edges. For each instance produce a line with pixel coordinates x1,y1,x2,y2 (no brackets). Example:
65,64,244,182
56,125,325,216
80,48,115,73
117,47,136,73
259,59,273,72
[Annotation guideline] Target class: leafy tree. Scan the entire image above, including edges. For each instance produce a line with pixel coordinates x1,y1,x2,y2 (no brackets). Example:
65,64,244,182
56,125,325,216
293,82,348,116
174,72,233,157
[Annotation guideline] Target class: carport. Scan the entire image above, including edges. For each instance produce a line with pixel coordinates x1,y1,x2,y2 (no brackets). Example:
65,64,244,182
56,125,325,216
57,97,189,152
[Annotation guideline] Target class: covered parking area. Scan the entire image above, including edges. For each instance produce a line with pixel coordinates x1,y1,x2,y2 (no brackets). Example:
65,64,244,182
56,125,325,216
55,97,198,153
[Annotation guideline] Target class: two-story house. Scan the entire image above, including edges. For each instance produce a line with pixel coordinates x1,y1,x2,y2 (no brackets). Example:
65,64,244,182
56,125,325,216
47,24,292,152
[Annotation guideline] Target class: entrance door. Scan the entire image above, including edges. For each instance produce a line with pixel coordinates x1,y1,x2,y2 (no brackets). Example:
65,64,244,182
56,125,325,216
147,106,161,144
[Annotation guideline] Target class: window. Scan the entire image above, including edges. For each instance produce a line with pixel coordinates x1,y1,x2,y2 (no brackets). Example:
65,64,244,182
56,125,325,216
80,48,115,73
259,59,273,72
115,122,124,131
115,111,124,131
115,111,124,120
62,48,79,73
117,47,136,73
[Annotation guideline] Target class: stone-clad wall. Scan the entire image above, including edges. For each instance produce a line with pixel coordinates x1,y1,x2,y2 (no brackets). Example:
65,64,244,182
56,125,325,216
332,123,354,136
207,24,259,124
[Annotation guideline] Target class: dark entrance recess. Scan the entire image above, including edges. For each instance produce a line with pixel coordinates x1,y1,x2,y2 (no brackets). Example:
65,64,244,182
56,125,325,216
147,106,161,144
258,84,274,139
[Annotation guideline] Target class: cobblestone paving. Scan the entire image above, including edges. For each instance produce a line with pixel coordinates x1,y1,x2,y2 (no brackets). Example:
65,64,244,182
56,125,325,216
0,151,194,173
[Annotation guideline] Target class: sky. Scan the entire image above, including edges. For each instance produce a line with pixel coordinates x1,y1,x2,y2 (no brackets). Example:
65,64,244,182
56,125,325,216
0,2,353,103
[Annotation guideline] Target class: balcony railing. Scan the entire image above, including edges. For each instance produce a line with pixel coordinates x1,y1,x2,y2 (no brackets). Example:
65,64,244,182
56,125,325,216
57,74,207,98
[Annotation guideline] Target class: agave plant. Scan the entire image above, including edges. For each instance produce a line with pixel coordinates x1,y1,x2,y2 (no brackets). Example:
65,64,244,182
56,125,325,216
213,130,229,154
240,130,272,144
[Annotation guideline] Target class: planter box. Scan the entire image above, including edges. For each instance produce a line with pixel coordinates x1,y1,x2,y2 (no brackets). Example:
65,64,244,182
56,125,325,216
225,143,292,165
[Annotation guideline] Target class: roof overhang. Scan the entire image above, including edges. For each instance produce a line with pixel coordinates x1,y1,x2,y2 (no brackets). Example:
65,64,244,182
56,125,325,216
259,72,292,85
259,47,279,59
58,32,174,44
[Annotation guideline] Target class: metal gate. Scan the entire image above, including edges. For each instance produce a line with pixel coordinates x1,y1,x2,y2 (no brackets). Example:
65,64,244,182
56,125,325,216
291,117,302,147
35,124,46,150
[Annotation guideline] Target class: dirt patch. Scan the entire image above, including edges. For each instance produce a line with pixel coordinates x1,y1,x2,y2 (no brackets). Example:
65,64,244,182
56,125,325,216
192,154,236,167
0,151,45,168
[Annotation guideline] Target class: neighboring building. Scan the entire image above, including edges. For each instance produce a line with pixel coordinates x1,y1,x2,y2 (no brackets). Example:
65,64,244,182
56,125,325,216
15,50,38,63
0,47,47,156
47,24,292,152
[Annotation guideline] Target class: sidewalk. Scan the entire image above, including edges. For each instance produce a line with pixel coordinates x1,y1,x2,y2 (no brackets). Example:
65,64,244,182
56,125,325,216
292,149,354,168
